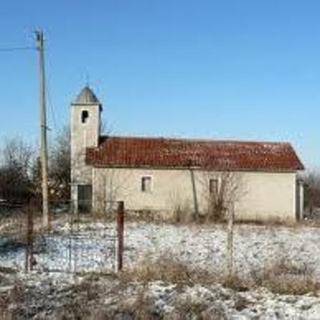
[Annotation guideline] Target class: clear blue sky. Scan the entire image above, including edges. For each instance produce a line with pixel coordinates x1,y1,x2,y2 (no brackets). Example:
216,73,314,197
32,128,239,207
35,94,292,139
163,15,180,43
0,1,319,168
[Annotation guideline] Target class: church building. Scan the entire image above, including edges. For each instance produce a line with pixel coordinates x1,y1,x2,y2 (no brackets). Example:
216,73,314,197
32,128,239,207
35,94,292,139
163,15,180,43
70,86,304,222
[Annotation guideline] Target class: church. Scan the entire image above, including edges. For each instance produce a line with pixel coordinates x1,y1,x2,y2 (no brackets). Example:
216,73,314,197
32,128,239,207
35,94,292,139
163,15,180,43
70,86,304,222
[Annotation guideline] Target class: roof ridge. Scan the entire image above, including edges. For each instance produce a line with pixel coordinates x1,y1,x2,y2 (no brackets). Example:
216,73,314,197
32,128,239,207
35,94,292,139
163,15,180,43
100,134,291,146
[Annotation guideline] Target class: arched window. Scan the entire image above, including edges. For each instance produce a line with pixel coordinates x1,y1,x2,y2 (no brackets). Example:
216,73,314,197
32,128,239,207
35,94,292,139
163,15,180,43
81,110,89,123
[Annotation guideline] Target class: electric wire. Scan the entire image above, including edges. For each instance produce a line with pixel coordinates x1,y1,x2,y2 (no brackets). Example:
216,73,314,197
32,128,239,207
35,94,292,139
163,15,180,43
0,46,35,52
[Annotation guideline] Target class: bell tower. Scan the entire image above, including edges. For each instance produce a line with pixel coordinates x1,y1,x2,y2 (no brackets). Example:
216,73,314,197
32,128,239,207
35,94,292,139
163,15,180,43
70,86,102,212
71,86,102,150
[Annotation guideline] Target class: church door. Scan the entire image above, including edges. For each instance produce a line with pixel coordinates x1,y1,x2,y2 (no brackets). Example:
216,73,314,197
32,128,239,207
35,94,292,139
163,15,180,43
78,184,92,213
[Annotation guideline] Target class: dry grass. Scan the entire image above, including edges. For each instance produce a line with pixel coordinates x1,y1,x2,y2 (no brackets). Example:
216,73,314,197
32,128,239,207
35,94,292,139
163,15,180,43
299,219,320,228
120,254,319,296
0,294,11,320
121,256,215,287
174,297,210,320
119,287,157,320
121,255,249,293
260,259,319,295
75,208,320,230
0,206,46,238
1,256,318,319
0,211,26,236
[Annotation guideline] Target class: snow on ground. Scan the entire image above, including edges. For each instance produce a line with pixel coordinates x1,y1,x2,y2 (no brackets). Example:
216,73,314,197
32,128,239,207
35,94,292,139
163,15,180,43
2,272,320,319
2,220,320,319
124,222,320,279
1,220,320,278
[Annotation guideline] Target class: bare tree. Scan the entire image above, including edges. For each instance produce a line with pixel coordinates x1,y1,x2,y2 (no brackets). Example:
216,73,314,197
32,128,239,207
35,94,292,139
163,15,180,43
30,156,42,197
303,170,320,218
49,126,71,201
200,171,246,282
168,190,193,223
0,137,34,203
104,169,132,214
201,171,245,222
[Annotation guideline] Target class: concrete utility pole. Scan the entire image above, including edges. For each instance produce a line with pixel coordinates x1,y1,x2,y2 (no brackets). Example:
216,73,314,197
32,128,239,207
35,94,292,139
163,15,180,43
35,30,50,228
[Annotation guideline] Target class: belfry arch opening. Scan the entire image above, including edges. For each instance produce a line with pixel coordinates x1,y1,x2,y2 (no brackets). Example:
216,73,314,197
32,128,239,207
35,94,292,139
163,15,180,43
81,110,89,123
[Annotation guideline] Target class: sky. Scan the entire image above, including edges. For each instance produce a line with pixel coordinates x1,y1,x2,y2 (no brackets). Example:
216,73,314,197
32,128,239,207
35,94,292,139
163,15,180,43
0,0,319,168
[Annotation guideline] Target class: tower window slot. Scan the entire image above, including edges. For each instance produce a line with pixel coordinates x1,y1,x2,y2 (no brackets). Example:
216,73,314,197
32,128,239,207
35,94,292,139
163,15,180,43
81,110,89,123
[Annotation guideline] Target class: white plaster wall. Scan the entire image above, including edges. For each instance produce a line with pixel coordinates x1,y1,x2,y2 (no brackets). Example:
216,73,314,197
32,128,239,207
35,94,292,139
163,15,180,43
70,104,100,185
92,167,297,222
236,171,296,222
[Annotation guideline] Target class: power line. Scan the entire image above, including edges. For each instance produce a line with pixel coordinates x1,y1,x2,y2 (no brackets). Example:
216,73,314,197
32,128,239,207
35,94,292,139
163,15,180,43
0,46,35,52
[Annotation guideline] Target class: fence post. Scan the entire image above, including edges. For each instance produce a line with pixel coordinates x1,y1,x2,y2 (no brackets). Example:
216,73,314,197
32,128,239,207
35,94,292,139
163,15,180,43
25,198,35,273
227,203,235,282
117,201,124,272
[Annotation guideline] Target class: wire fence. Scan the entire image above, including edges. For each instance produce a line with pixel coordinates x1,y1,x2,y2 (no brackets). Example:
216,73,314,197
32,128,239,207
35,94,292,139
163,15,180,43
0,199,125,275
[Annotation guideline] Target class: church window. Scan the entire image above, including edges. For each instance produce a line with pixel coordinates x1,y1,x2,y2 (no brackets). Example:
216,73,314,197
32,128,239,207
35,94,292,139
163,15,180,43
209,179,219,194
81,110,89,123
141,176,152,193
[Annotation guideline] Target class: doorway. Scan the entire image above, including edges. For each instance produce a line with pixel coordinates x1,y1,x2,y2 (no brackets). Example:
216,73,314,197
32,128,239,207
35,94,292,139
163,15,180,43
78,184,92,213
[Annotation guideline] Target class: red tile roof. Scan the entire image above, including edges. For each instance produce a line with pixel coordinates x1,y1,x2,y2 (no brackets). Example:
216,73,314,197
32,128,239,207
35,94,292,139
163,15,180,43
86,136,304,172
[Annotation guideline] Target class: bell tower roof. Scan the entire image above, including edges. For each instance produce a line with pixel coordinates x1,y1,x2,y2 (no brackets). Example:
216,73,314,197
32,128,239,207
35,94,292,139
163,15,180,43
73,86,101,105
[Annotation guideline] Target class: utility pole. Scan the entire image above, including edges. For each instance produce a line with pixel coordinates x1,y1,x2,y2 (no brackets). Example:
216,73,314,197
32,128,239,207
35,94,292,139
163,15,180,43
35,30,50,228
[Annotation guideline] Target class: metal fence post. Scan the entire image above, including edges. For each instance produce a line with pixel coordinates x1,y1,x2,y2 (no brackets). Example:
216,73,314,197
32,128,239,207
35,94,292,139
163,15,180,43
227,203,235,281
25,198,35,273
117,201,124,271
